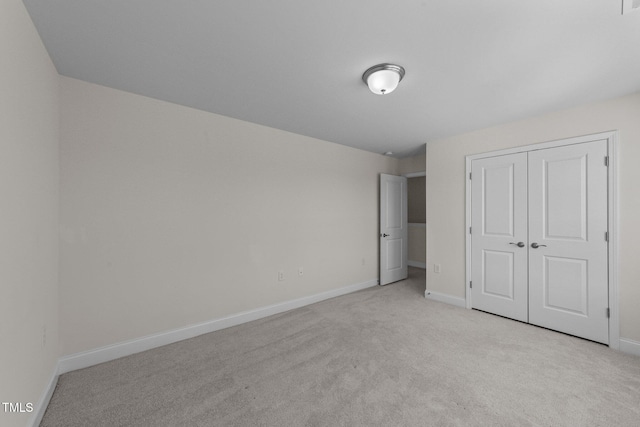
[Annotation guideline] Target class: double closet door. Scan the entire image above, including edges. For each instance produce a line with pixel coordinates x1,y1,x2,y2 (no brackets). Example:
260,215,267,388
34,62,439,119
470,140,609,344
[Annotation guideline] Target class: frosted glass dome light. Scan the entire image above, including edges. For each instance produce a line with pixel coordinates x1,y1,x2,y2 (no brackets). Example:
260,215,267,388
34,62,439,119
362,64,405,95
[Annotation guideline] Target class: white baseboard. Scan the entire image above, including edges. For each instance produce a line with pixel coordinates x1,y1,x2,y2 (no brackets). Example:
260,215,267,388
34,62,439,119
408,261,426,269
619,338,640,357
424,290,466,308
28,369,58,427
58,278,378,374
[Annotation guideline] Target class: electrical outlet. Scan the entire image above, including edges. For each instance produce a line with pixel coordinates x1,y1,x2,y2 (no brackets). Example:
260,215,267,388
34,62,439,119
298,267,304,276
434,264,441,274
278,271,285,281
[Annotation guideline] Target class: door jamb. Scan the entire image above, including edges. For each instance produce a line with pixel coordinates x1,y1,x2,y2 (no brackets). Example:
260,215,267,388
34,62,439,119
464,131,619,349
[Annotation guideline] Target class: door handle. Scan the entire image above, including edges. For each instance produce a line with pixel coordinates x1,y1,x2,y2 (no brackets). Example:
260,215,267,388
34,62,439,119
509,242,525,248
531,242,547,249
382,233,389,237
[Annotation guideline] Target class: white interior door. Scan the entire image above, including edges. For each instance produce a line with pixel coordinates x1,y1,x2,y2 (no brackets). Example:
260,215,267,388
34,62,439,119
380,174,408,285
470,153,529,322
528,141,609,344
470,140,609,344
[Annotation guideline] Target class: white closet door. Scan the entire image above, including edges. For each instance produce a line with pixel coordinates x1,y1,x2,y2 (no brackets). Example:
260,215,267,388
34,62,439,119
528,140,609,344
471,153,528,322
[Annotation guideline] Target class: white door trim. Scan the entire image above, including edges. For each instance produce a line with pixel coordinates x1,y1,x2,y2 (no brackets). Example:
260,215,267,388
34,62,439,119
465,131,619,349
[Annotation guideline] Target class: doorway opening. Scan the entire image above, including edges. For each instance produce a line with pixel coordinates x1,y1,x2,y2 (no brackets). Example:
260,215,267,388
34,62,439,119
405,172,426,270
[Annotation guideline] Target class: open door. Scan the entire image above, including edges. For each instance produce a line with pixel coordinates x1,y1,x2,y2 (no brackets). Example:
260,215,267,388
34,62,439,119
380,174,408,285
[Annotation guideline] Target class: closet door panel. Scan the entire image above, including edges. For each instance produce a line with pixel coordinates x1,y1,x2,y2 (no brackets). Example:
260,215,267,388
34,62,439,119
470,153,528,322
528,140,609,344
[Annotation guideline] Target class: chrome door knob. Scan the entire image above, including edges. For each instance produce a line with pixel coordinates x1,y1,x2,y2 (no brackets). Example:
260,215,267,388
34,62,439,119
531,242,547,249
509,242,525,248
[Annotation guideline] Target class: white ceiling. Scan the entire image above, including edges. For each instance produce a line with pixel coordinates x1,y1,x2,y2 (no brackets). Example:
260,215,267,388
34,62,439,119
23,0,640,158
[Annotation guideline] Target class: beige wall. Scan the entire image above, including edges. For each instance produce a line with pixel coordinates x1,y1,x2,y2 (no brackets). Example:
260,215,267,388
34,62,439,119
426,91,640,342
0,1,60,426
408,176,426,223
399,153,426,175
59,77,398,356
408,225,426,265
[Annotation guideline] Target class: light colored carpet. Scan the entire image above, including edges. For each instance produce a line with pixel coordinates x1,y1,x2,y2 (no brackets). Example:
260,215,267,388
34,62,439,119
41,268,640,426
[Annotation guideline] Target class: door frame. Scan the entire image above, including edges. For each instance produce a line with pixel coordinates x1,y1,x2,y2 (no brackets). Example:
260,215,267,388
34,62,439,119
464,131,619,349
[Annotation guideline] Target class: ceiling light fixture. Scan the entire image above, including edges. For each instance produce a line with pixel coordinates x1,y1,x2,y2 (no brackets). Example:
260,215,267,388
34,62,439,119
362,63,405,95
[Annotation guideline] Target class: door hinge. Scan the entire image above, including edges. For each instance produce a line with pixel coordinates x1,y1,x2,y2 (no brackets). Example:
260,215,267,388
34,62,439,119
605,231,609,242
604,156,609,167
469,227,472,234
606,308,610,318
470,281,473,289
469,172,472,180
